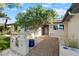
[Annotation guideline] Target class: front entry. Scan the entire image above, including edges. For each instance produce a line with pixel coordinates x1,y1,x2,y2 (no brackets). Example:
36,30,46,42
42,25,49,35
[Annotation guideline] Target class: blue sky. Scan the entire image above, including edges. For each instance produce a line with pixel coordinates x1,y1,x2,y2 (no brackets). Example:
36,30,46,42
2,3,71,24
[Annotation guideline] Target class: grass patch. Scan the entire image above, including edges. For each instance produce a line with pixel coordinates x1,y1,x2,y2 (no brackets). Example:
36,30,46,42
0,35,10,51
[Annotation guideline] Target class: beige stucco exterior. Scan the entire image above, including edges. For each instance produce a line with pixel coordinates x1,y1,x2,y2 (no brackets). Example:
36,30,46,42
49,15,79,42
49,23,68,42
19,15,79,43
67,15,79,40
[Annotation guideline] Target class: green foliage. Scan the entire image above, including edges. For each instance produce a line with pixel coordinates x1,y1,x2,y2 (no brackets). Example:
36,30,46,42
64,39,79,49
0,11,11,30
0,35,10,51
16,5,58,30
0,11,7,17
0,3,22,10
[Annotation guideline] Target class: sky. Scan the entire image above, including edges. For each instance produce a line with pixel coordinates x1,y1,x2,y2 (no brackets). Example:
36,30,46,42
1,3,71,24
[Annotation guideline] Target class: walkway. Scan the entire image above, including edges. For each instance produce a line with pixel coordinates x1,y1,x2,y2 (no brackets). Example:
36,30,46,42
0,36,59,56
0,49,20,56
27,36,59,56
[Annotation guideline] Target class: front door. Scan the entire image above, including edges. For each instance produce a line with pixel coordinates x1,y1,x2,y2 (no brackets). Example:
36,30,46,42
42,25,49,35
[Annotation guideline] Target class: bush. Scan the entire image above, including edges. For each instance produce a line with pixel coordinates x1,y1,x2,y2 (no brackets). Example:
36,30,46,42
0,35,10,51
64,39,79,49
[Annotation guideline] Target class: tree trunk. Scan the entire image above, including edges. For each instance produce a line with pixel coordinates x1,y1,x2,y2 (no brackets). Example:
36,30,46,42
4,19,8,30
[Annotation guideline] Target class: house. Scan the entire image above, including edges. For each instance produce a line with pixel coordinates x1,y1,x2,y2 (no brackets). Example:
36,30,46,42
31,3,79,43
18,18,65,41
20,3,79,43
49,20,65,40
46,3,79,43
9,3,79,56
62,3,79,41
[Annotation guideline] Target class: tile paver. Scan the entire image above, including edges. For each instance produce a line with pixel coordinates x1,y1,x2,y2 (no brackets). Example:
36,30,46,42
27,36,59,56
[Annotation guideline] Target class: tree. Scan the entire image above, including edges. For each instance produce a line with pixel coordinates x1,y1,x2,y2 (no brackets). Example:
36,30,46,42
0,12,6,17
0,3,22,29
16,5,58,30
0,12,10,30
4,15,11,29
0,3,21,10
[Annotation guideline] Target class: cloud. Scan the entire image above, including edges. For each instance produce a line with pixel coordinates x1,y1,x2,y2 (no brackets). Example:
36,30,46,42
61,3,67,5
22,10,26,13
0,18,5,24
42,4,52,8
5,8,17,11
42,4,67,15
7,19,16,24
53,8,67,19
65,6,68,9
54,8,67,15
11,8,17,11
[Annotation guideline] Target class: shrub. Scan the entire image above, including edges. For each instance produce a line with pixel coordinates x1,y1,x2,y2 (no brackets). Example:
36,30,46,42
0,35,10,51
64,39,79,49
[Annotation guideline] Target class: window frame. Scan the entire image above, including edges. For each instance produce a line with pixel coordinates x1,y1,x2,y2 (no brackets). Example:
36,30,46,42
53,23,64,30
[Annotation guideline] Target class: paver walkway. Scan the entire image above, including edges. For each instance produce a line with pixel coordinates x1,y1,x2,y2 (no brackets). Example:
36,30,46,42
0,35,59,56
27,36,59,56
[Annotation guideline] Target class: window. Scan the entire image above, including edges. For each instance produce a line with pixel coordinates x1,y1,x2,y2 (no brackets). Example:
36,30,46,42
59,24,64,30
53,24,64,30
53,24,58,30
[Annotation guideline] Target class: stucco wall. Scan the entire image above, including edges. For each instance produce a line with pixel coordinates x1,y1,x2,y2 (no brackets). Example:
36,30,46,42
68,15,79,40
49,23,68,43
49,15,79,42
10,35,29,56
19,28,43,46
